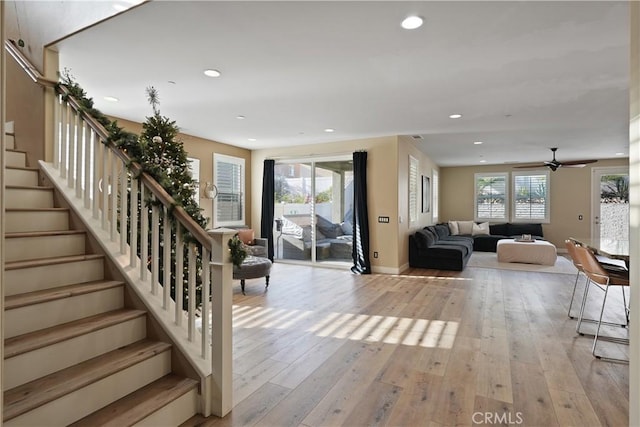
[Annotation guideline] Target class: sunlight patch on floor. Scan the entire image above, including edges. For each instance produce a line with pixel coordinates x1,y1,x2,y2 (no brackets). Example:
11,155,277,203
390,274,472,281
232,305,459,349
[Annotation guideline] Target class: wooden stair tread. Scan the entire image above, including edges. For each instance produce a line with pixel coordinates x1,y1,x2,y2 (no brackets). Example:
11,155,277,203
6,165,38,171
4,253,103,270
5,280,124,310
5,148,26,154
3,340,172,422
5,230,85,239
69,374,199,427
4,207,69,212
4,309,146,359
5,184,53,190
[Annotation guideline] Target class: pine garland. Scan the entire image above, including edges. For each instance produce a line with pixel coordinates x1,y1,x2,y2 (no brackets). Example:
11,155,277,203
57,70,209,307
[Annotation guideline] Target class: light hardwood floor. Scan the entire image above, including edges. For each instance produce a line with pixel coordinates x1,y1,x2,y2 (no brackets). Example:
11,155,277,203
183,261,629,427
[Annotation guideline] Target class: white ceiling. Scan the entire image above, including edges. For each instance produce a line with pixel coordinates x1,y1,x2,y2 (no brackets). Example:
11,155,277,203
52,1,630,167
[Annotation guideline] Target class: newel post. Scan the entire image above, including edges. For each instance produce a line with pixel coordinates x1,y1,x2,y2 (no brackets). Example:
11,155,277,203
206,228,236,417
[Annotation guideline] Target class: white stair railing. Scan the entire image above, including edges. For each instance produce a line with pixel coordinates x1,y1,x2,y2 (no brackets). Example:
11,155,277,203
5,39,234,418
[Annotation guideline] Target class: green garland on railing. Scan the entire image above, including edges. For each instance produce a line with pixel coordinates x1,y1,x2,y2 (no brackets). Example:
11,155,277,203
57,70,209,307
57,69,207,229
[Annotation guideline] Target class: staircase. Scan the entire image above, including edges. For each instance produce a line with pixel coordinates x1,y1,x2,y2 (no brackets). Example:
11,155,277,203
2,128,200,426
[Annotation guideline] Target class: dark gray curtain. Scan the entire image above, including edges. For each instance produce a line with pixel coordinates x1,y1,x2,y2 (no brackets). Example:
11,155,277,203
351,151,371,274
261,159,275,261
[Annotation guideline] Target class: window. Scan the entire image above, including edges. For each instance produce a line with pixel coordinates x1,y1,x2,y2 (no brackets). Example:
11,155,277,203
432,170,439,222
512,171,550,222
409,155,419,223
475,173,508,221
213,153,245,227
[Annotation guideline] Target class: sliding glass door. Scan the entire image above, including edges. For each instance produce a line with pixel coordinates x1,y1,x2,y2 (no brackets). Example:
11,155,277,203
274,157,353,266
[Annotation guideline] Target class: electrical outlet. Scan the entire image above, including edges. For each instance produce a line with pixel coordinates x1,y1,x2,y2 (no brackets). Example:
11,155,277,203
373,251,379,258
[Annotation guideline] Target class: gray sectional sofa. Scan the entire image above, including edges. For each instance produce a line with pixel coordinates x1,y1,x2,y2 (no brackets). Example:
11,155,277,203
409,222,545,271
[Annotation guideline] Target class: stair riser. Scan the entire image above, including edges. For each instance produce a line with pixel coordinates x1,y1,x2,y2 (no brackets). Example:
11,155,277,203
6,150,26,167
5,234,86,262
6,188,54,209
4,350,171,427
4,316,147,390
6,168,38,186
5,210,70,233
135,388,199,427
4,286,124,339
6,133,15,150
5,258,104,296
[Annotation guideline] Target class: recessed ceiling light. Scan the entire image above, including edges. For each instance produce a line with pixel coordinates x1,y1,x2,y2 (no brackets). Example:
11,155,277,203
401,16,424,30
479,160,487,163
616,152,625,156
203,69,221,77
248,138,257,142
474,141,483,145
324,128,335,133
103,96,119,102
236,115,246,120
168,80,176,85
449,114,463,119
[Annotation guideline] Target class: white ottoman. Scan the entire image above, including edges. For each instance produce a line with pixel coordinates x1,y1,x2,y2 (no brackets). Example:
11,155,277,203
496,239,557,266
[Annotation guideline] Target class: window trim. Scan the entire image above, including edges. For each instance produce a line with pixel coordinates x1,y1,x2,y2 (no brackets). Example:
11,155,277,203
213,153,245,227
511,169,550,223
474,172,509,222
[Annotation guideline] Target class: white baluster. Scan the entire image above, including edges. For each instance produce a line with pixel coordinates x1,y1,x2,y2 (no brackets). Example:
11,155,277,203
175,225,184,325
163,206,171,310
119,166,128,254
129,178,138,268
201,247,210,359
188,243,197,342
140,184,148,281
151,203,160,295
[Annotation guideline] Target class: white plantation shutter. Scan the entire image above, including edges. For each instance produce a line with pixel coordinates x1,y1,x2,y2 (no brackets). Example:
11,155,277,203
432,170,439,221
475,173,508,221
409,156,418,223
513,171,549,222
213,154,245,226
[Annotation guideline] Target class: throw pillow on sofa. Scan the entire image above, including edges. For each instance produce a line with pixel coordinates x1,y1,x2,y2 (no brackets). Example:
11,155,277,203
457,220,475,235
237,228,255,245
472,222,490,236
316,215,343,238
448,221,459,235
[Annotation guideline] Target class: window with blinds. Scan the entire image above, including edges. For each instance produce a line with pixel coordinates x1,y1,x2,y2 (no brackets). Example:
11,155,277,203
512,171,550,222
409,155,419,223
213,153,245,227
474,173,508,221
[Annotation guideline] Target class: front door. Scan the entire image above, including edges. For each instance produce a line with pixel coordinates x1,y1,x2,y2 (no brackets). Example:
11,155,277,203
591,167,629,240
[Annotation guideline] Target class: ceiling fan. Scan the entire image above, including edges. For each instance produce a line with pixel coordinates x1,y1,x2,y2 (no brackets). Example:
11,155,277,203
514,147,598,171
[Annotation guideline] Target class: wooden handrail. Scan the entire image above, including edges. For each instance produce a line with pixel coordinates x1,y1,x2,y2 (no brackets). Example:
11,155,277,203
4,39,56,87
62,85,212,248
7,40,211,249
